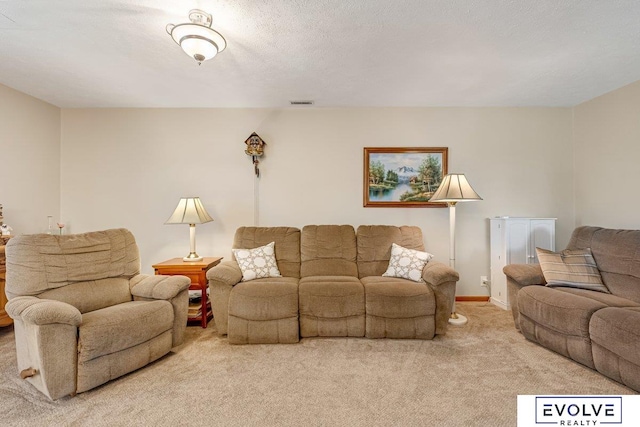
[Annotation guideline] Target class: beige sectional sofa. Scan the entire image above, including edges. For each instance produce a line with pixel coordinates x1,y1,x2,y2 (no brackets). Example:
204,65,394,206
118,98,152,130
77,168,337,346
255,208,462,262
504,226,640,392
207,225,459,344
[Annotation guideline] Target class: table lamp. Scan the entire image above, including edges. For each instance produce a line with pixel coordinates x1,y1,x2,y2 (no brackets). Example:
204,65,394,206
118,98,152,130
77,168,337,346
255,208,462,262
165,197,213,262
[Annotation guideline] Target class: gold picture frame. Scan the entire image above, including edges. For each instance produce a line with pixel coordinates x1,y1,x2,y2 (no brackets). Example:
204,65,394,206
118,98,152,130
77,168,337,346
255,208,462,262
364,147,448,208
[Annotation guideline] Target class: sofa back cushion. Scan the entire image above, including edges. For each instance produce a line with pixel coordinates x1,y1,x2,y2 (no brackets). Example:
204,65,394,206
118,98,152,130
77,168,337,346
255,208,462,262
233,227,301,278
301,225,357,277
567,226,640,303
356,225,425,278
5,229,140,307
38,278,132,314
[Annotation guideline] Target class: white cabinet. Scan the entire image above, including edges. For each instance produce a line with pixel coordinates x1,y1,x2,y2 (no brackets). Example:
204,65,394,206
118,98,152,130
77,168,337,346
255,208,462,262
489,217,556,310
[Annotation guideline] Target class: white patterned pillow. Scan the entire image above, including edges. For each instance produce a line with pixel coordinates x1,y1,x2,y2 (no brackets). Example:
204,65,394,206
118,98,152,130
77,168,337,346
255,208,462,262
382,243,434,282
232,242,282,282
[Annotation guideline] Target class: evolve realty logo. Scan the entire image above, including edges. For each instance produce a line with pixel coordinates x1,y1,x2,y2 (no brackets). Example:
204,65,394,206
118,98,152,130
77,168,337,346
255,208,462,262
535,396,622,426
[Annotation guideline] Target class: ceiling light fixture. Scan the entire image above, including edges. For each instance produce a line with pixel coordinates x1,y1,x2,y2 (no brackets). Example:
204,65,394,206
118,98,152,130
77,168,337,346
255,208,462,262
166,9,226,65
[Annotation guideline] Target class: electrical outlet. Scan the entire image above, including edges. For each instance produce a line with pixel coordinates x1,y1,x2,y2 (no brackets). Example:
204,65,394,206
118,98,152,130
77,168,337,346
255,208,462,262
480,276,489,287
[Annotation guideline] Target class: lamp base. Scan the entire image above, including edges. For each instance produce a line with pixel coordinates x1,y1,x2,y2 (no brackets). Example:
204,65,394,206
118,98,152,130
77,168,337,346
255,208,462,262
448,312,468,326
183,253,203,262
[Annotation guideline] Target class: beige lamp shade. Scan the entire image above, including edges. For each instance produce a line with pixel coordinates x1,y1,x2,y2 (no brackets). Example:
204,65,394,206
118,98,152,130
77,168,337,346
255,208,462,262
165,197,213,225
430,173,482,202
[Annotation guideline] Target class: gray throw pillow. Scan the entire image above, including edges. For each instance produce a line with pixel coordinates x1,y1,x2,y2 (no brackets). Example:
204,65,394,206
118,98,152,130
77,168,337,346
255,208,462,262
536,247,609,293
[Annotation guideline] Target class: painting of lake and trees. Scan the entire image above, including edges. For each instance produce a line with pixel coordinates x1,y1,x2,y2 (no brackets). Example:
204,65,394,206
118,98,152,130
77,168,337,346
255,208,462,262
363,147,448,207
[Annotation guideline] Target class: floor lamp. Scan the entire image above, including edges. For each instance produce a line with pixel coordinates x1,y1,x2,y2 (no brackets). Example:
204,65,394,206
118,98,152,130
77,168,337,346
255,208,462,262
429,173,482,326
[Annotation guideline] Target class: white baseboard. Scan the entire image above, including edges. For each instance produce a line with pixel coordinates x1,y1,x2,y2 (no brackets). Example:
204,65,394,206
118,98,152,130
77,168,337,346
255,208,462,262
490,297,510,311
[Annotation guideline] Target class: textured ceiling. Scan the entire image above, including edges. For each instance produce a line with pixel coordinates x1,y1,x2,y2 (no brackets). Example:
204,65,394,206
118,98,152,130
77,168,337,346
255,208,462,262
1,0,639,108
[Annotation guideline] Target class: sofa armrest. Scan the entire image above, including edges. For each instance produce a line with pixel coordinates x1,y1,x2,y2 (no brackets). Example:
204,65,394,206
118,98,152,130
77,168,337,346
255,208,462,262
503,264,545,330
206,260,243,285
422,261,459,335
6,296,81,326
130,274,190,347
130,274,191,300
422,261,460,286
6,296,80,399
503,264,545,287
206,261,243,336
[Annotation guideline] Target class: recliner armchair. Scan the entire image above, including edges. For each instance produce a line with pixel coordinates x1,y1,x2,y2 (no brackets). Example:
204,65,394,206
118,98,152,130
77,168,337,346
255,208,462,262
5,228,191,400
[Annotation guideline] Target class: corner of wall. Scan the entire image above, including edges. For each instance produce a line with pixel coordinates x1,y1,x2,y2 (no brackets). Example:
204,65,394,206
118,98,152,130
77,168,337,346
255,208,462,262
570,105,577,230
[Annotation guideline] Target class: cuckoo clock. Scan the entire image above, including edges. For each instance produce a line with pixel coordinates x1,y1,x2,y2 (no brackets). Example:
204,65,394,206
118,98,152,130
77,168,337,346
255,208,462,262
244,132,266,177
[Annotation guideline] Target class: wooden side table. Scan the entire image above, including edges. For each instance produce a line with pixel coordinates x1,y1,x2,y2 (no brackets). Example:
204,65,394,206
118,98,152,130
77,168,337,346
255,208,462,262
0,236,13,327
152,257,222,328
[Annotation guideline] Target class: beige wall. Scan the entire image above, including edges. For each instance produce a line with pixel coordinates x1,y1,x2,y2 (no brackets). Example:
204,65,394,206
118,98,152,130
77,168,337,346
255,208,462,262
61,107,574,296
573,80,640,229
0,83,60,234
4,76,638,297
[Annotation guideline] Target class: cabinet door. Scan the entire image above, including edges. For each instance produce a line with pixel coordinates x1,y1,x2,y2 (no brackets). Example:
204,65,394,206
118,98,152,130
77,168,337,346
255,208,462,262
489,220,508,309
529,220,555,263
489,220,505,274
507,219,530,265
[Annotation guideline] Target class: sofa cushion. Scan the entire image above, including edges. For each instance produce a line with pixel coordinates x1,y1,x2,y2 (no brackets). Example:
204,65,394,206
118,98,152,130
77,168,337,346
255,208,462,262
567,226,640,303
356,225,425,278
5,228,140,299
361,276,435,318
299,276,365,337
233,242,282,282
590,307,640,391
590,307,640,368
299,276,364,319
555,287,640,308
77,330,173,394
382,243,433,282
300,225,357,277
38,278,132,314
233,227,301,278
228,277,299,321
518,285,607,338
227,317,299,344
78,300,173,362
517,285,610,369
536,247,609,293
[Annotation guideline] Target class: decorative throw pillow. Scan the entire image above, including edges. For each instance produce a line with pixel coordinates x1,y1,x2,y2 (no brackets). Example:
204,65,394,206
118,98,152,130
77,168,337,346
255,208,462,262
232,242,282,282
536,247,609,293
382,243,434,282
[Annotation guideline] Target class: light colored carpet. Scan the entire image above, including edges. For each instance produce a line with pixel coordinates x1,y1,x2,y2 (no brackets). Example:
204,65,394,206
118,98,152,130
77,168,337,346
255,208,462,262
0,302,633,426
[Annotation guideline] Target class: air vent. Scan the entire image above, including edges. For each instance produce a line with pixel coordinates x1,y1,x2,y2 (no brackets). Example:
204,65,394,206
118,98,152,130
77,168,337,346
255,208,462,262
289,100,314,105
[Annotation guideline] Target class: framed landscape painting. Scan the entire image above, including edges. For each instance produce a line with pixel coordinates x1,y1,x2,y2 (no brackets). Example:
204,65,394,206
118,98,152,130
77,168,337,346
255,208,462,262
363,147,448,208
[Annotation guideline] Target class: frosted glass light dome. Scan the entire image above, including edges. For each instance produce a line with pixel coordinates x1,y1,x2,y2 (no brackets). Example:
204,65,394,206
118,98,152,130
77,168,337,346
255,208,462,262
166,10,227,65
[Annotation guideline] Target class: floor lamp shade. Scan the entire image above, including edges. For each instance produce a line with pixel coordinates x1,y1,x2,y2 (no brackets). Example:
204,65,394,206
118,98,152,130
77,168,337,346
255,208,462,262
430,173,483,203
430,174,482,326
165,197,213,262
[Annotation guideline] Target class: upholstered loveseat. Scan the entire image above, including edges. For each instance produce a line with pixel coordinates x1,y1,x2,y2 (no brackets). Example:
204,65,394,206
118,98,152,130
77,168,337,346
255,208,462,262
4,229,191,400
504,226,640,392
207,225,459,344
